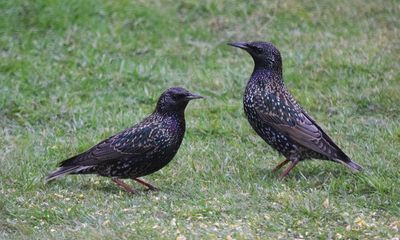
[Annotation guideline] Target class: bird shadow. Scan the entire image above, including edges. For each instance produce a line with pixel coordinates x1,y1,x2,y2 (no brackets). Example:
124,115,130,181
254,162,359,185
77,180,160,196
44,176,189,197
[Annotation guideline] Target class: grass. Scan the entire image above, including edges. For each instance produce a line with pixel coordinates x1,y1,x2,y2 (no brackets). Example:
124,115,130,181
1,0,399,239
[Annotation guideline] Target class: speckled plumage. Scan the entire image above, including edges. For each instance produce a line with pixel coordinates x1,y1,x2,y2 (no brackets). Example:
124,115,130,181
229,41,363,178
47,87,203,193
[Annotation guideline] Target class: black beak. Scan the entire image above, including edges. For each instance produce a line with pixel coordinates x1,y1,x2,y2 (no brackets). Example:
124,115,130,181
186,93,204,100
227,42,250,50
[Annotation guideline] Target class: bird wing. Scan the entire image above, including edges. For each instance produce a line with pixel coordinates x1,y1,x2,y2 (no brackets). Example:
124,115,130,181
254,92,343,159
60,123,167,167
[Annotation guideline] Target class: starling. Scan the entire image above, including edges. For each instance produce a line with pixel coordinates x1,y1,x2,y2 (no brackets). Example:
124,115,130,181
228,41,363,178
46,87,203,193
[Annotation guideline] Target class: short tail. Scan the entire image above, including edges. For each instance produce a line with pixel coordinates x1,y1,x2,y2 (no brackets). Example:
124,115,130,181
46,166,93,182
337,159,363,172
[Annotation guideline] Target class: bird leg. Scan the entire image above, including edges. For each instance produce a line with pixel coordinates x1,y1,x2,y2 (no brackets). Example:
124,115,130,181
272,159,290,172
133,178,159,191
111,178,138,194
279,159,300,179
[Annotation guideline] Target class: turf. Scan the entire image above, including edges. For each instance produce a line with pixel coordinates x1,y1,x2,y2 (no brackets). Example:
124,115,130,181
1,0,399,239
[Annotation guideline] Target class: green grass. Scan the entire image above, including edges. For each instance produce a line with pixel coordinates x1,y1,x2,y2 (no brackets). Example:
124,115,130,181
1,0,399,239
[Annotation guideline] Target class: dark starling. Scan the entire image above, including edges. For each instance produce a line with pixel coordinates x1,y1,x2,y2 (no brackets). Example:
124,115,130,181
46,87,203,193
228,41,363,178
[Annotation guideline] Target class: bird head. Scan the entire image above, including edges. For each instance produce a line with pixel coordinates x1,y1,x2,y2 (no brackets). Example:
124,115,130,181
228,41,282,73
156,87,203,113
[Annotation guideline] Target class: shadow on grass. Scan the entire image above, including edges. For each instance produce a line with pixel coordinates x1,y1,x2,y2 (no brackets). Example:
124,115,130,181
253,160,349,181
254,161,397,201
43,176,201,199
78,181,161,196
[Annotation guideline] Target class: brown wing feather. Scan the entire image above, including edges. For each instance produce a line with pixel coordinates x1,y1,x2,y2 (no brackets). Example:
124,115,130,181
254,92,347,160
300,110,351,161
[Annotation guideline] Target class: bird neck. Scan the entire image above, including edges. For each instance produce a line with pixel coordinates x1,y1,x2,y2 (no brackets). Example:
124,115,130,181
154,107,186,119
251,54,283,76
253,62,282,76
251,67,284,86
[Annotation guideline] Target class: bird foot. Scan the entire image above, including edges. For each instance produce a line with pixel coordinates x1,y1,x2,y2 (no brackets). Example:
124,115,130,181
278,160,299,180
272,159,290,173
111,178,139,194
133,178,159,191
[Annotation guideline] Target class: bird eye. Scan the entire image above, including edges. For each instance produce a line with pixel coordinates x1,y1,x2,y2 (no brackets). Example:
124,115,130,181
252,46,263,54
172,93,185,100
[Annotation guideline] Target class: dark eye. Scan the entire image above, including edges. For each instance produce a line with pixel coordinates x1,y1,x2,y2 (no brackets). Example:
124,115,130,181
253,47,263,54
172,93,185,100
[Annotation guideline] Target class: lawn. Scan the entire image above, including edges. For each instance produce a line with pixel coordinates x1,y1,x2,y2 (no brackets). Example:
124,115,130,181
0,0,399,239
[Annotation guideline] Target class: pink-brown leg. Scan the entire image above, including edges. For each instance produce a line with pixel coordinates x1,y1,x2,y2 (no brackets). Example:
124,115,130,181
279,159,300,179
272,159,290,172
111,178,138,194
133,178,159,191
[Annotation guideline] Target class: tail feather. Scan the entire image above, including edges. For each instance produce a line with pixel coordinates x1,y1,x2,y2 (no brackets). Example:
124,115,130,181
336,159,363,172
46,166,93,182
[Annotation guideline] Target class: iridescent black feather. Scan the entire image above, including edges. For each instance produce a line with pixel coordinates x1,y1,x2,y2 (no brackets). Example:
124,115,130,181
47,87,202,192
228,41,363,178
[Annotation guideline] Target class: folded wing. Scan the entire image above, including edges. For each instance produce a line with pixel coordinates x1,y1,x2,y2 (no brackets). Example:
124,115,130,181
254,92,349,160
60,124,165,167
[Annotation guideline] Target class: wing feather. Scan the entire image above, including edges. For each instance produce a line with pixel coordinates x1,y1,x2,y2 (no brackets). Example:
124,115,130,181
254,92,346,159
60,123,164,167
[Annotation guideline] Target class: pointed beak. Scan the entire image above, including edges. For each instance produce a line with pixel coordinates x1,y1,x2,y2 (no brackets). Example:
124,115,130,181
227,42,250,50
186,93,204,100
